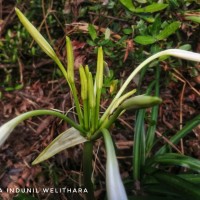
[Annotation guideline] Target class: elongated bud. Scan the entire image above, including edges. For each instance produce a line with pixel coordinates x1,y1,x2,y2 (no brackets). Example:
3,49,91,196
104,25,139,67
96,47,104,89
66,36,75,83
119,95,162,110
79,65,88,100
88,72,95,108
15,8,58,61
110,89,137,113
84,65,90,77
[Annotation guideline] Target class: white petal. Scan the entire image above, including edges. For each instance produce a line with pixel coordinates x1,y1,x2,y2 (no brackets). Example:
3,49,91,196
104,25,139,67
167,49,200,62
0,119,18,146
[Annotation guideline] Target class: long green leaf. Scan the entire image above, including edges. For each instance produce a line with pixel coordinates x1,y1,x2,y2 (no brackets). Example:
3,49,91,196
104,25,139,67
156,114,200,154
149,153,200,172
133,109,146,181
185,16,200,24
119,0,135,12
134,3,168,13
144,184,180,198
32,127,87,164
146,67,160,154
134,35,156,45
153,172,200,200
179,174,200,184
156,21,181,40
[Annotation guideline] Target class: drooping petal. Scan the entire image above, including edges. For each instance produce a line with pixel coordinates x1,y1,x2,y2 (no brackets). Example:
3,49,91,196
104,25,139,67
32,127,87,164
102,128,128,200
0,120,16,146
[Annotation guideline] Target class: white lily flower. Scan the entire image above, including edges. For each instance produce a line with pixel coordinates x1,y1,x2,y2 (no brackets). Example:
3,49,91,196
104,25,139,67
102,129,128,200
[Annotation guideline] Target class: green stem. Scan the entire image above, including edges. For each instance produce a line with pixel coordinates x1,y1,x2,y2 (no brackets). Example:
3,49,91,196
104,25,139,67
55,59,84,126
15,109,86,134
71,84,84,126
83,99,89,131
95,88,101,129
55,57,69,83
83,141,95,200
100,49,200,125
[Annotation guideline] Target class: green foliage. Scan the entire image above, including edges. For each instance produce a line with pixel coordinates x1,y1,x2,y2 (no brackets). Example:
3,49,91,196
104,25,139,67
134,21,181,45
134,3,168,13
185,16,200,24
119,0,135,11
88,24,98,41
131,73,200,199
120,1,168,13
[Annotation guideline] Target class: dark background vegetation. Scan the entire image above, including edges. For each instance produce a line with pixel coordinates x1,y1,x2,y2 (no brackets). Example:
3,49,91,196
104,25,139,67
0,0,200,199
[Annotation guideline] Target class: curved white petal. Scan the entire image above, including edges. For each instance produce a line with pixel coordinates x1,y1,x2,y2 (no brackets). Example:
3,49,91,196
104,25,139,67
0,121,15,146
102,129,128,200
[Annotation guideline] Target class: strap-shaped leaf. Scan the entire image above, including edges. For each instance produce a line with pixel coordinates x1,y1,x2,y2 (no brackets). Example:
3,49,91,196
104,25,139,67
32,127,87,164
153,172,200,200
148,153,200,172
185,16,200,24
157,114,200,154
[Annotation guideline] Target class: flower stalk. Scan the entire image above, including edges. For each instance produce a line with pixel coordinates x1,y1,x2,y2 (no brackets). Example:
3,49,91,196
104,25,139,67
100,49,200,125
0,110,86,147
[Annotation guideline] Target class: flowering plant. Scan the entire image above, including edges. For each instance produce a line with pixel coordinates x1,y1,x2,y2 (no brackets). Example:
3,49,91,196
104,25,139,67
1,8,200,200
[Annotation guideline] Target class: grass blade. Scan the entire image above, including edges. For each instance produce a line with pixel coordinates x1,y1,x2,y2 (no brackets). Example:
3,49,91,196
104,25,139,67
146,67,160,154
133,109,146,181
148,153,200,172
156,114,200,155
153,172,200,200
